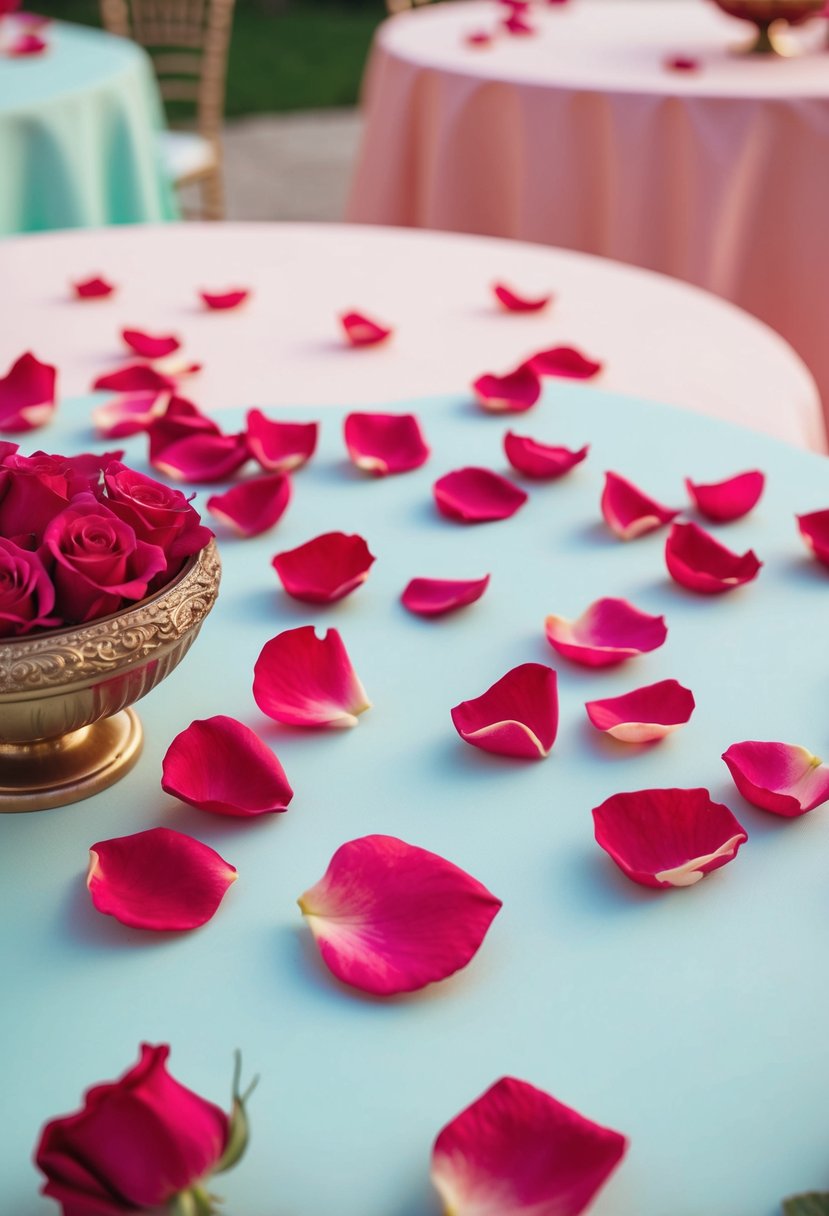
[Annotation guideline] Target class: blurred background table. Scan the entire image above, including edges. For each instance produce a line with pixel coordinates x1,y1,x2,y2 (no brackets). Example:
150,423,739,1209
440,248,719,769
347,0,829,431
0,18,177,234
0,221,823,451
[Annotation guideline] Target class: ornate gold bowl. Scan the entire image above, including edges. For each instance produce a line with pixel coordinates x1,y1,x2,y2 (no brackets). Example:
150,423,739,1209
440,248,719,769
0,539,221,813
709,0,826,53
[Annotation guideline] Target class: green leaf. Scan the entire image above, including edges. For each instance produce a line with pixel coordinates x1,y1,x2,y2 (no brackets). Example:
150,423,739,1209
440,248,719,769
782,1194,829,1216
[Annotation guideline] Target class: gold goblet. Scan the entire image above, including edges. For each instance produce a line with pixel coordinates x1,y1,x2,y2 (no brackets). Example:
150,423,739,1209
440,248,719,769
709,0,826,54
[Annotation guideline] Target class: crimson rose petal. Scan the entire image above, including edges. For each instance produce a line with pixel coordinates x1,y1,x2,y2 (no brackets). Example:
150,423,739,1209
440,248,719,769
434,467,528,523
246,409,318,472
431,1077,628,1216
472,364,541,413
451,663,559,759
200,288,250,310
686,470,765,522
298,834,502,994
796,509,829,569
665,521,761,594
7,32,47,54
528,345,603,379
585,679,695,743
72,275,115,300
340,311,392,346
464,29,493,45
344,411,430,475
207,472,291,537
601,471,679,540
722,741,829,817
504,431,589,479
272,531,375,603
253,625,371,728
162,715,293,816
0,352,57,433
92,391,170,438
401,574,490,617
503,12,536,33
93,363,177,394
86,827,237,930
121,328,181,360
545,597,667,667
492,283,552,313
151,430,250,483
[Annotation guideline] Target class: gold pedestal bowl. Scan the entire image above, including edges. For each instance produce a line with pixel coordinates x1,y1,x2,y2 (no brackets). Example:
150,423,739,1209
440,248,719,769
0,539,221,813
710,0,826,54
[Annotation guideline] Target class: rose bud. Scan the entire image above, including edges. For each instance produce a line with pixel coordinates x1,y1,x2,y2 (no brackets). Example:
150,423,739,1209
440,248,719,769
35,1044,257,1216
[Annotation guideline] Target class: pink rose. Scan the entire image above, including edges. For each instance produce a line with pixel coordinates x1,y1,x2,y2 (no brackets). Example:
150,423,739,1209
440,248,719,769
0,449,121,546
0,537,59,635
104,461,213,577
43,492,167,623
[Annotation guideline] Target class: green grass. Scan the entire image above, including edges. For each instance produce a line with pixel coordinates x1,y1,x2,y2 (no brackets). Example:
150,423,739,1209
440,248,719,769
35,0,384,113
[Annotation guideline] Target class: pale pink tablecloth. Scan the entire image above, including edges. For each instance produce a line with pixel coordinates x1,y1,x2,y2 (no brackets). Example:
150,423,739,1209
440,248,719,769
0,221,822,449
347,0,829,433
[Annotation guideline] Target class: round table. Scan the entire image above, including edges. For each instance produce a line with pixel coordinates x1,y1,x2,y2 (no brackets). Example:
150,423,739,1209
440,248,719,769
347,0,829,433
0,221,823,451
0,19,177,234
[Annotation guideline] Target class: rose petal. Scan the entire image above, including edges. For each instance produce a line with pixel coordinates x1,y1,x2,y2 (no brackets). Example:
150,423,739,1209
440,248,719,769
451,663,559,759
592,788,747,888
601,471,679,540
472,364,541,413
528,346,603,379
272,531,375,603
503,12,536,33
545,597,667,668
464,29,493,46
151,430,250,483
7,31,46,54
92,391,171,439
343,411,430,475
685,470,765,522
298,834,501,994
93,363,177,394
666,54,700,71
86,827,237,930
796,509,829,569
504,432,589,479
665,521,761,594
253,625,371,728
340,311,392,347
200,288,250,311
722,741,829,817
72,276,115,300
121,328,181,360
162,715,293,816
246,409,318,472
206,472,291,536
0,352,57,433
434,467,528,523
431,1077,628,1216
492,284,552,313
585,679,695,743
401,574,490,617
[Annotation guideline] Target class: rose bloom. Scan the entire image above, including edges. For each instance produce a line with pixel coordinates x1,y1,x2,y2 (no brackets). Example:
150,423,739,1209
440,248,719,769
0,449,122,547
104,461,213,581
0,536,59,635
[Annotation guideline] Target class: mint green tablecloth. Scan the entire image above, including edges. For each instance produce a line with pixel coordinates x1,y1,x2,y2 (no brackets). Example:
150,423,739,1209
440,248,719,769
0,19,179,233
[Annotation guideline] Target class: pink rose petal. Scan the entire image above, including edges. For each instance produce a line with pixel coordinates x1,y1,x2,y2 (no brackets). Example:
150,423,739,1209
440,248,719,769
665,521,761,594
722,741,829,817
504,431,589,479
253,625,371,728
149,406,250,483
585,679,695,743
796,509,829,569
343,411,430,475
206,472,291,536
272,531,375,603
0,352,57,433
451,662,559,759
72,276,115,300
503,12,536,33
246,409,318,473
593,788,747,888
492,283,552,313
665,54,700,71
401,574,490,617
161,715,293,816
685,470,765,522
601,471,679,540
86,827,237,930
340,311,392,347
298,834,502,994
434,467,528,523
528,346,603,380
200,288,250,311
92,391,170,439
431,1077,628,1216
7,31,46,54
464,29,493,46
93,363,177,394
472,364,541,413
545,597,667,668
121,328,181,360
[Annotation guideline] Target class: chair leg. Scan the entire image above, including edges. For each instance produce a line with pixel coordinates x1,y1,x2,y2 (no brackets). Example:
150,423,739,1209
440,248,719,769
200,167,225,221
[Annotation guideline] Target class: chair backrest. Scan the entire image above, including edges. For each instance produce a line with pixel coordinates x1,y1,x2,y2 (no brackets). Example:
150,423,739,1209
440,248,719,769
100,0,235,140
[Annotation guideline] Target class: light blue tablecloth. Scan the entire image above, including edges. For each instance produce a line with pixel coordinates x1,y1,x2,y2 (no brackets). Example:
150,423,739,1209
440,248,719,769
0,19,179,234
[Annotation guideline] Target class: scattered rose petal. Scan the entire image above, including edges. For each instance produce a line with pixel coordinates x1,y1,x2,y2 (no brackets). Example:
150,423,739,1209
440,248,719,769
665,54,699,70
93,363,177,394
344,411,430,475
431,1077,628,1216
503,11,536,33
7,31,46,54
528,345,603,379
86,827,237,930
585,679,695,743
434,467,528,523
401,574,490,617
272,531,375,603
340,311,392,347
601,471,679,540
200,288,249,310
121,328,181,360
253,625,371,728
207,472,291,536
504,431,589,479
451,663,559,759
0,352,57,432
162,715,293,816
545,597,667,668
72,276,115,300
298,834,501,994
796,509,829,569
246,409,318,472
464,28,493,45
686,470,765,522
665,521,761,594
493,284,552,313
92,391,170,439
472,364,541,413
722,741,829,817
149,404,250,483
